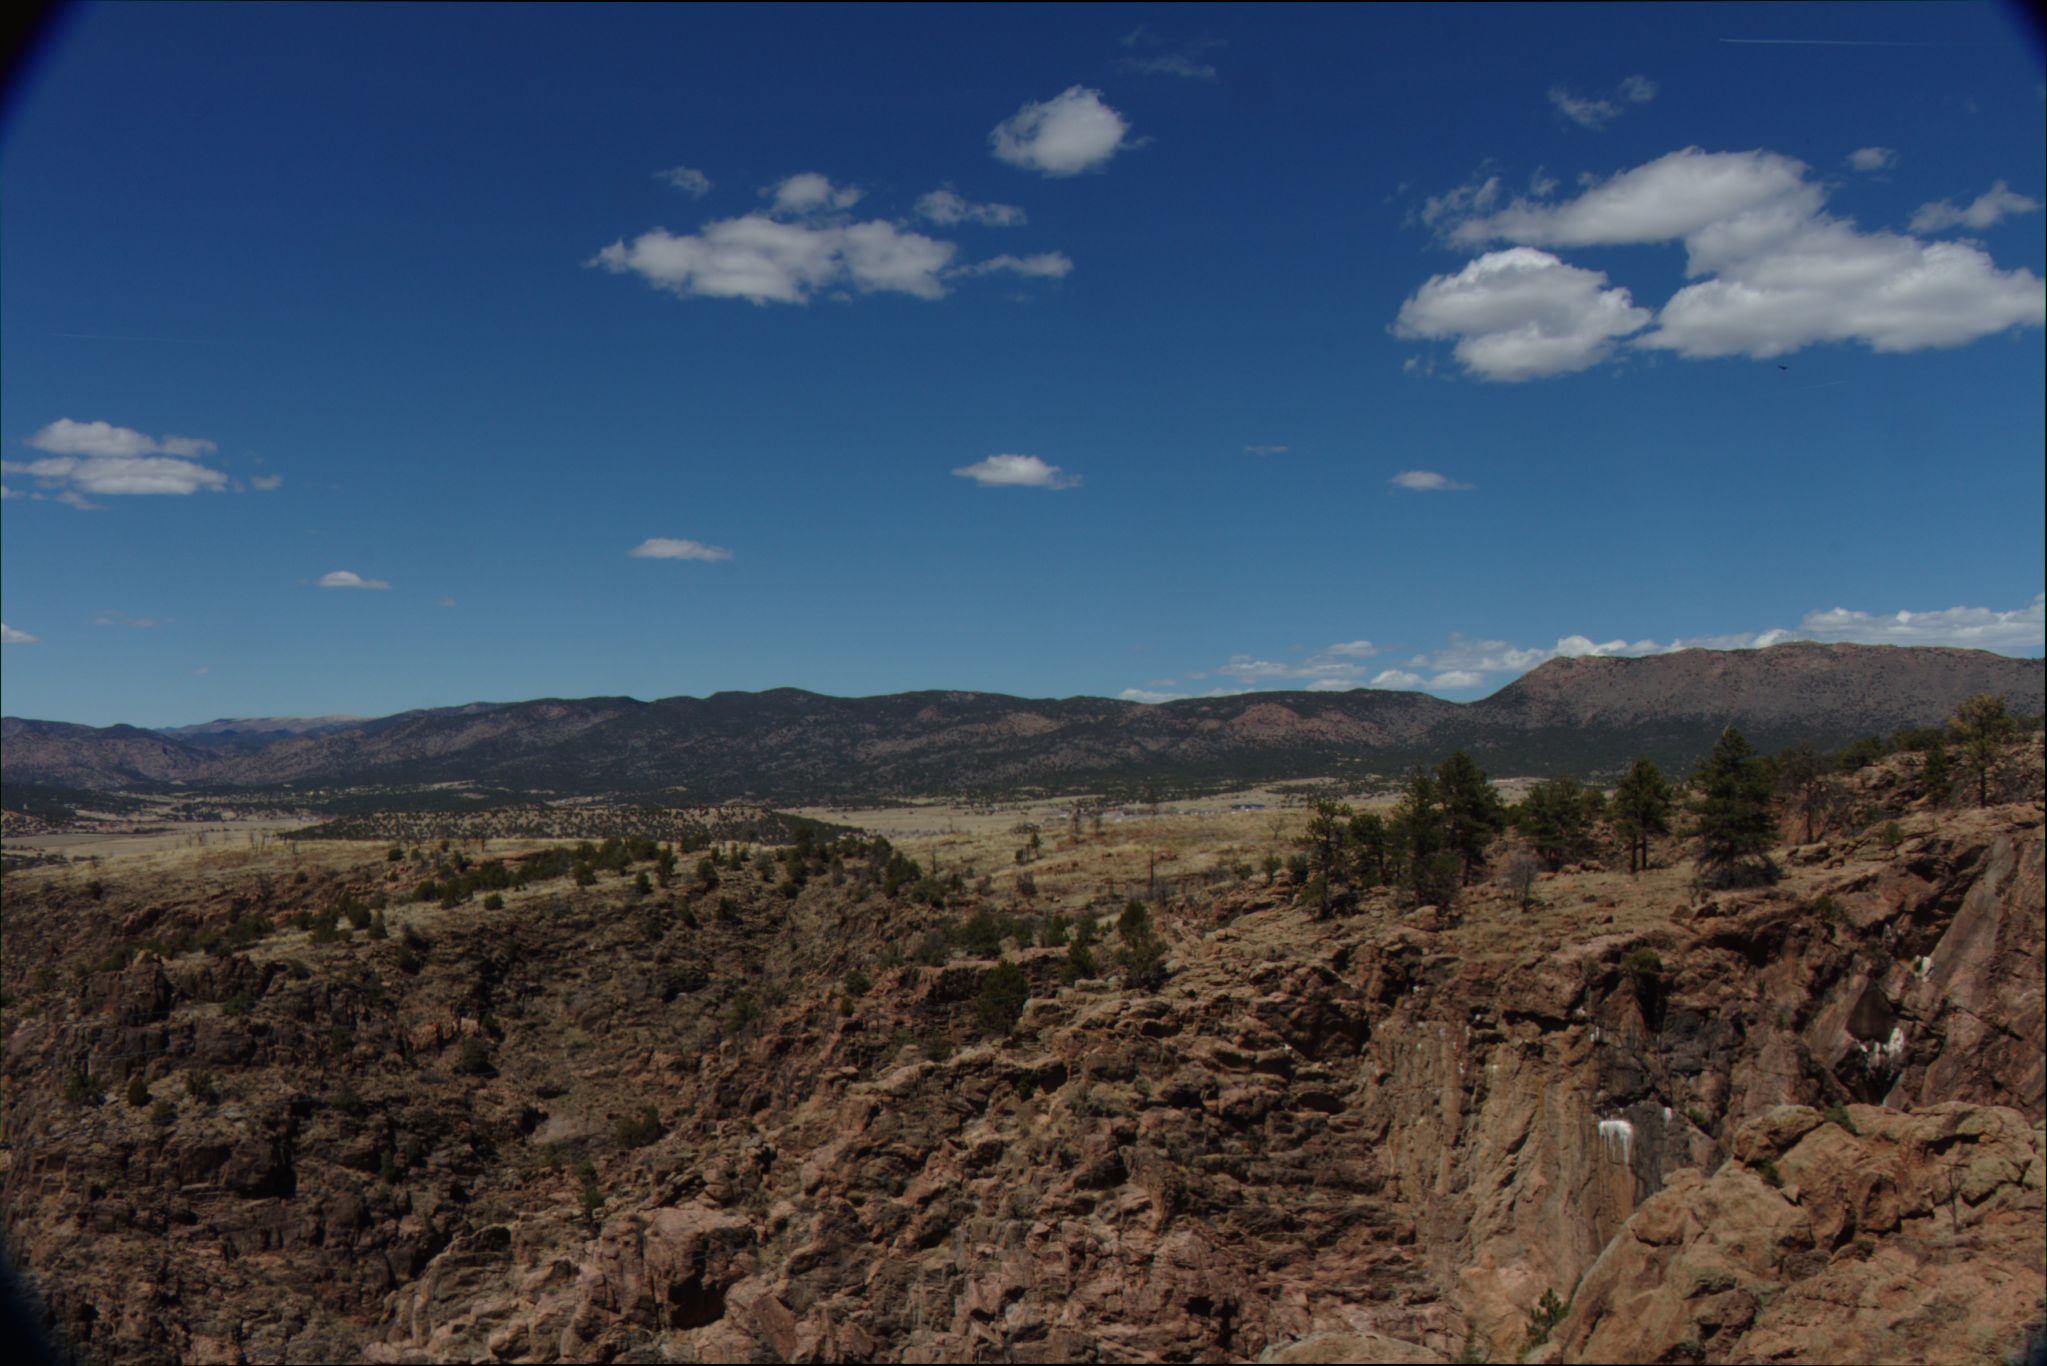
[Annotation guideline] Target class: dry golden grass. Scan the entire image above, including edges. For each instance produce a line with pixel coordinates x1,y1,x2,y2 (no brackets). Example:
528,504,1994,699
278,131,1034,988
795,786,1329,913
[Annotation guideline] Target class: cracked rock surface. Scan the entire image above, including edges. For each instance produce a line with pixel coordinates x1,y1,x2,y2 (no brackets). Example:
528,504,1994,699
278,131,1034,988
3,768,2041,1363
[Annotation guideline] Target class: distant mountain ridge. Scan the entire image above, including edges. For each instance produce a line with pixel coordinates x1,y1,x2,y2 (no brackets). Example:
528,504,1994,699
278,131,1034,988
3,643,2040,802
158,715,374,757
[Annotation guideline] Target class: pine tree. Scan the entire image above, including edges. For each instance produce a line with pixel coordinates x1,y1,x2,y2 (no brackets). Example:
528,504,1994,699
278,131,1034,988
1609,758,1672,875
1300,798,1353,915
1690,729,1777,888
1391,767,1456,906
1435,751,1506,885
1950,694,2015,808
1116,900,1168,990
1349,810,1391,887
1772,743,1834,845
1518,776,1594,872
1921,741,1953,807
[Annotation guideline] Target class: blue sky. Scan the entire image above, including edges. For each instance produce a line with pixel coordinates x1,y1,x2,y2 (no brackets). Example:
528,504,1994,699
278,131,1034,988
3,2,2042,727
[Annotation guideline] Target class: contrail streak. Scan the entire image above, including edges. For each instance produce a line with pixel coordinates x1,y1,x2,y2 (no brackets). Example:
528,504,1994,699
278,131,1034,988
47,332,209,343
1720,38,1932,47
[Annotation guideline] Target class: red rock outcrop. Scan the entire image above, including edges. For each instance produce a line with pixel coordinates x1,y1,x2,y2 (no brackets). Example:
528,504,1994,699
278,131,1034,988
3,781,2041,1363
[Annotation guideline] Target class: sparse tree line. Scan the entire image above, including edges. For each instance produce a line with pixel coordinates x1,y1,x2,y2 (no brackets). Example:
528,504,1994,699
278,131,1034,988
1293,694,2036,911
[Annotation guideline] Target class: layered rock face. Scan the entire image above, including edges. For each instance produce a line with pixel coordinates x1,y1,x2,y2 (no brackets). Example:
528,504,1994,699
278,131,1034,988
1547,1103,2044,1365
2,783,2041,1362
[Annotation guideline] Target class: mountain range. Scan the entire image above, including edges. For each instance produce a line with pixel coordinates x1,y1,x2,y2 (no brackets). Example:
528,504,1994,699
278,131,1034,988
3,642,2040,803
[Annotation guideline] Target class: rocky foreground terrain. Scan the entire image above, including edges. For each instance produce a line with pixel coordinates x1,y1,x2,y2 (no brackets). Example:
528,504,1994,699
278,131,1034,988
2,747,2042,1363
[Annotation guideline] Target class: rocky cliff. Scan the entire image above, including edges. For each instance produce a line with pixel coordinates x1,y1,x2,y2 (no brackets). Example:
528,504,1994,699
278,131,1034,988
1,754,2041,1363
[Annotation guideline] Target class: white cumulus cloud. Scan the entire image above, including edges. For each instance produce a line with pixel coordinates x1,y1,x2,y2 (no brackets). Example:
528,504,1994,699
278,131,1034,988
317,571,389,590
1393,248,1652,380
951,454,1080,490
1390,470,1474,492
1449,148,1818,249
766,172,863,216
1370,670,1425,690
5,419,231,498
1412,148,2044,371
590,215,957,305
1848,146,1896,173
25,418,166,458
915,189,1027,227
657,165,714,197
1797,594,2044,650
1646,220,2046,358
630,538,733,562
991,86,1134,178
1909,181,2041,234
1,623,37,645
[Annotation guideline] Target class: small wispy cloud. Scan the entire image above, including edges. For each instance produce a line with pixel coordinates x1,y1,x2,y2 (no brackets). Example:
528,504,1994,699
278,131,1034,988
1243,444,1289,457
93,611,168,628
951,252,1074,280
317,570,390,590
1191,640,1382,690
1548,74,1656,130
1128,593,2043,705
1117,54,1217,81
1,623,38,645
915,188,1027,227
951,454,1081,489
657,165,714,197
1909,181,2042,234
1389,470,1474,492
629,537,733,562
1847,146,1896,173
1115,25,1221,81
250,473,284,491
